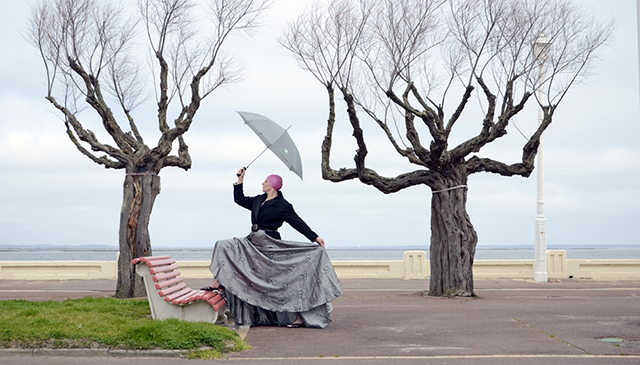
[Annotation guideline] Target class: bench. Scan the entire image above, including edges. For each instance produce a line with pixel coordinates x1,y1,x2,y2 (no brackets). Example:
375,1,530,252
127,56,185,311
132,255,227,324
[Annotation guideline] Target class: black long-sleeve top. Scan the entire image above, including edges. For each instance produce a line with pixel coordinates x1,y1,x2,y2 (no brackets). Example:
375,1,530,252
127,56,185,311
233,183,319,242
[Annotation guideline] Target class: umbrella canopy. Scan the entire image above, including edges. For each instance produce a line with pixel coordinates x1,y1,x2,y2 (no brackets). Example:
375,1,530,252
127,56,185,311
237,111,303,180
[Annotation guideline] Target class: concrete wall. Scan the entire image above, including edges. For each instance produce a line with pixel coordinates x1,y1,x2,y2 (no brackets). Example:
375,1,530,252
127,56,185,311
1,250,639,281
0,261,118,280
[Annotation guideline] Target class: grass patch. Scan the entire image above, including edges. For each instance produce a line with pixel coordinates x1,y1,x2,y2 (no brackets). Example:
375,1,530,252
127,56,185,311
0,297,247,357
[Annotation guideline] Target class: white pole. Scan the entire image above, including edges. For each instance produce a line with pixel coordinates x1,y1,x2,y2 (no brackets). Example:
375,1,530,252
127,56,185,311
637,0,640,102
534,34,549,282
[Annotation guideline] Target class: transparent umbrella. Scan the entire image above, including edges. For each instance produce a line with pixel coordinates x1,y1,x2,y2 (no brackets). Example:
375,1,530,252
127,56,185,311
237,111,303,180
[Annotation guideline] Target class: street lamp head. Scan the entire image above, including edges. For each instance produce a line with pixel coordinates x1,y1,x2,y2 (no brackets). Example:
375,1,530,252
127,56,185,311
534,33,550,63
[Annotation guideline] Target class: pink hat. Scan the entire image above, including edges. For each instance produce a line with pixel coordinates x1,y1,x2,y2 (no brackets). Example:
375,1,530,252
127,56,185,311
266,174,283,191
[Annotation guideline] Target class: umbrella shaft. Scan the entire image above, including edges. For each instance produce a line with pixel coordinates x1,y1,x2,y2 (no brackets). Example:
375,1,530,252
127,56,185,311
246,145,270,169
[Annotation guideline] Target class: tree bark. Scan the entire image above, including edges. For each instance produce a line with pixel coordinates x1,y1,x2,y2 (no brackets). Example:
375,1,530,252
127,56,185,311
429,165,477,297
115,172,161,298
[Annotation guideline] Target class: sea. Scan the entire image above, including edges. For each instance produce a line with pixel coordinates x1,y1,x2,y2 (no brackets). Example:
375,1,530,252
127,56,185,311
1,247,639,261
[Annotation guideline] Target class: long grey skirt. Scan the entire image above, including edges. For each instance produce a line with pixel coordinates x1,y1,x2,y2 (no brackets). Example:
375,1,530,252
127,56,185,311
209,230,343,328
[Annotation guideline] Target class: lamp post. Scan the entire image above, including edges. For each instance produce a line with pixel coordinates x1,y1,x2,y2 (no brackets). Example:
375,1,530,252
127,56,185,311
533,33,550,283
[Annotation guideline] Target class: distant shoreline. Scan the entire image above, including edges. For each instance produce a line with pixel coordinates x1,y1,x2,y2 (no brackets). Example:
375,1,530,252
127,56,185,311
2,244,639,251
4,246,639,261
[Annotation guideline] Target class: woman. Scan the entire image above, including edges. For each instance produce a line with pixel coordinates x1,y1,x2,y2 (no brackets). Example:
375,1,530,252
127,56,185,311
206,167,343,328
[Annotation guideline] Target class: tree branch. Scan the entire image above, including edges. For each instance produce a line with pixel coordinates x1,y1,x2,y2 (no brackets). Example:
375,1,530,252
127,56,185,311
342,86,439,192
360,105,429,167
466,104,555,177
465,156,533,177
321,84,359,182
444,84,475,135
67,57,134,156
359,168,440,194
450,75,532,162
162,136,192,170
47,95,129,168
64,119,125,169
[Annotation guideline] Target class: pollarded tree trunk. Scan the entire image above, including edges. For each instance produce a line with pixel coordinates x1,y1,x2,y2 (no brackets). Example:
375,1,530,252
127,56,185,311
429,166,477,297
115,172,161,298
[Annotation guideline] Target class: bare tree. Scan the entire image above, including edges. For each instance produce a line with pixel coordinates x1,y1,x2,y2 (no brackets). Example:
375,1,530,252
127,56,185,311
28,0,270,298
282,0,611,296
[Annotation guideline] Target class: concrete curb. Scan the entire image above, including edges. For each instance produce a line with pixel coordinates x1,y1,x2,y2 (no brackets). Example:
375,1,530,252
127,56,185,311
4,348,640,360
0,348,192,358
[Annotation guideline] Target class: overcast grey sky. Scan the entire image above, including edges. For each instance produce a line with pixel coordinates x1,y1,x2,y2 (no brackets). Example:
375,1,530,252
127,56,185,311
0,0,638,250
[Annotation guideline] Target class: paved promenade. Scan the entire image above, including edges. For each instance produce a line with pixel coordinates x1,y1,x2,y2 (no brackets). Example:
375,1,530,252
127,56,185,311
1,278,639,364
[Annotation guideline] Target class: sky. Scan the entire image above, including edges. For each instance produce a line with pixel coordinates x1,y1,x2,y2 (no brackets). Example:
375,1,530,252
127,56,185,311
0,0,638,251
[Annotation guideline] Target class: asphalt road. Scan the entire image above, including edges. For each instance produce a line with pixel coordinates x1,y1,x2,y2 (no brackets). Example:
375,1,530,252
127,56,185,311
1,278,639,364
